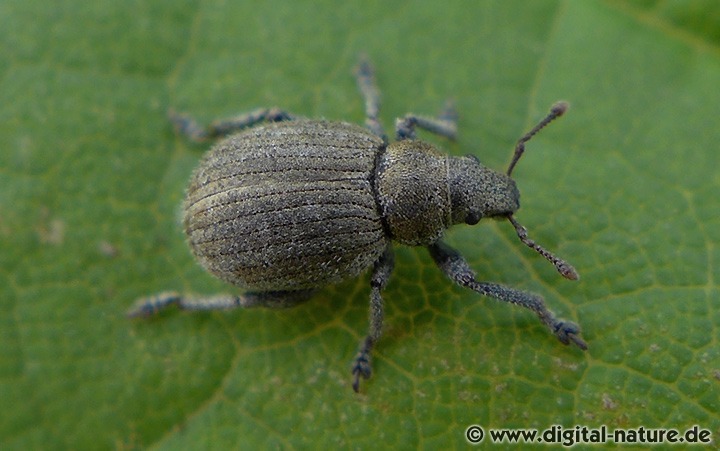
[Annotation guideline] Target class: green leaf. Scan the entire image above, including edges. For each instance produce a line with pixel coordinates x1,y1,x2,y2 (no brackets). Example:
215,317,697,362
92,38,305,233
2,0,718,448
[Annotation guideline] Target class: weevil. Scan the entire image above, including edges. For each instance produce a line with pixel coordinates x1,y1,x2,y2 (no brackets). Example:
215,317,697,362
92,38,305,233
129,55,586,392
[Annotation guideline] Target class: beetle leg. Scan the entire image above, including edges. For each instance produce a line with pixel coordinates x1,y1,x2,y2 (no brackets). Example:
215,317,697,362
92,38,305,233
395,100,457,141
127,289,315,317
427,241,587,350
169,107,296,142
354,54,387,142
352,245,394,392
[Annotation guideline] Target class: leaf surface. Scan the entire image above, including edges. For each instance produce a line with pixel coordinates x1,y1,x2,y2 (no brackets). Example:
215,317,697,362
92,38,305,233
1,0,718,448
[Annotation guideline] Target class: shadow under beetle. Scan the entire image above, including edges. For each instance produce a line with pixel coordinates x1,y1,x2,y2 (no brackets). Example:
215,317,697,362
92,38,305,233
129,55,587,392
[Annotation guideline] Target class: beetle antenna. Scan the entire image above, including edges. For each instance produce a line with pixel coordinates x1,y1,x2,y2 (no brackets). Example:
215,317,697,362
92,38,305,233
507,102,568,176
508,215,578,280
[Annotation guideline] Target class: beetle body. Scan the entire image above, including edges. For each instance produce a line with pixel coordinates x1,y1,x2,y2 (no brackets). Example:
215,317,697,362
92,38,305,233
130,56,586,393
185,119,521,291
184,120,386,290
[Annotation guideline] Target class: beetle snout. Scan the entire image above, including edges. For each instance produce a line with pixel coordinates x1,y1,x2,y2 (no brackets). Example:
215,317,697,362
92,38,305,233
481,173,520,219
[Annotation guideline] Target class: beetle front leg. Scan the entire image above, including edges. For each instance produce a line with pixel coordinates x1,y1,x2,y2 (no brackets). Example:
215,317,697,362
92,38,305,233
427,241,587,350
352,245,394,392
169,107,297,142
395,100,458,141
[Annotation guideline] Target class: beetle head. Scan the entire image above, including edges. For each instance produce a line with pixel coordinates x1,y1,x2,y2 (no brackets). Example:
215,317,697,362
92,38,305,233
449,156,520,225
451,102,578,280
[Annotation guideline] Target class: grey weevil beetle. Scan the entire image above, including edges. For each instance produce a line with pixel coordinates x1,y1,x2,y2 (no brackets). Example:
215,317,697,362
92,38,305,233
129,55,586,392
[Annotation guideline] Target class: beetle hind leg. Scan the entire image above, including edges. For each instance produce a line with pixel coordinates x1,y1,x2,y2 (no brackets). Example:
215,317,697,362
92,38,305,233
169,107,297,142
127,289,315,317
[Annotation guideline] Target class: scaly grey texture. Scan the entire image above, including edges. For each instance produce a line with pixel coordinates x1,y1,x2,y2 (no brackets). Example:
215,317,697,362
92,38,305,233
129,55,585,393
184,120,387,291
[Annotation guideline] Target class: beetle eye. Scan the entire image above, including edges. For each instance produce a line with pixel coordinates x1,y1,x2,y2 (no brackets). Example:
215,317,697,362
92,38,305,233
466,211,482,225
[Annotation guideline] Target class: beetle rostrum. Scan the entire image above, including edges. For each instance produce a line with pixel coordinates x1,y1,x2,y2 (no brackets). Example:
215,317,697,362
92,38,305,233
129,55,586,393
